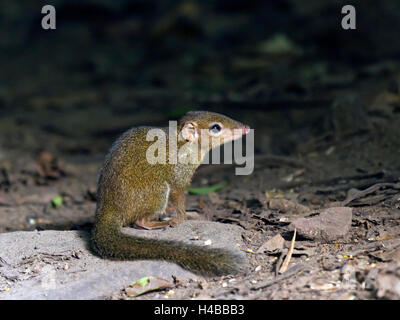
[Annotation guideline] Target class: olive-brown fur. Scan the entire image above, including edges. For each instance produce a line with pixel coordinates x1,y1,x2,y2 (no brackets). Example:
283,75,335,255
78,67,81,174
92,111,247,276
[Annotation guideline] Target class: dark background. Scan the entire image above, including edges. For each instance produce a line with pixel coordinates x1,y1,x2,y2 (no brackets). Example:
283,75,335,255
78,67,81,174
1,0,399,157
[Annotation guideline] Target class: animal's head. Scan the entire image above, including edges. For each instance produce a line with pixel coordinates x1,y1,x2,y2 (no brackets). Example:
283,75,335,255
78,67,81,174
178,111,250,150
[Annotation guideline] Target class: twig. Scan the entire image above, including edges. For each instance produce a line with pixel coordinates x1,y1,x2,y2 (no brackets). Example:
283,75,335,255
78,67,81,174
348,239,400,256
0,256,10,267
255,155,316,172
340,182,400,206
277,170,400,190
279,229,296,274
251,263,306,290
275,249,287,276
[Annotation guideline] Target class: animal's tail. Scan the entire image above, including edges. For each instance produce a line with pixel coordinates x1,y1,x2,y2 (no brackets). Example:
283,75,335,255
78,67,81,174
91,210,244,276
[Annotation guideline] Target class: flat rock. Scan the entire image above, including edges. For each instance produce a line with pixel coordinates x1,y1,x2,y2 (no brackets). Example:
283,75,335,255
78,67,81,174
290,207,352,241
0,221,247,300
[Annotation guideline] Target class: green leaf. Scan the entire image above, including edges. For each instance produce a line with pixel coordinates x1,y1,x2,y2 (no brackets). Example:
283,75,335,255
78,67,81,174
51,196,63,208
126,276,173,297
135,276,150,288
188,181,228,195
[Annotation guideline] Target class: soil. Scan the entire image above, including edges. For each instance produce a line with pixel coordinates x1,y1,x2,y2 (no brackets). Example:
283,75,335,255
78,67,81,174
1,0,400,299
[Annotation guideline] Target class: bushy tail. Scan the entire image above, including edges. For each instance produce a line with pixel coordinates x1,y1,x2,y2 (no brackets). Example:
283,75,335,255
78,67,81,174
91,213,244,276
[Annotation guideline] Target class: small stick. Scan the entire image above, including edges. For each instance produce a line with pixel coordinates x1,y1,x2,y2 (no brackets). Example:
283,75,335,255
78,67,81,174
275,249,287,276
341,182,400,206
277,170,400,190
0,256,10,267
279,229,296,274
251,263,305,290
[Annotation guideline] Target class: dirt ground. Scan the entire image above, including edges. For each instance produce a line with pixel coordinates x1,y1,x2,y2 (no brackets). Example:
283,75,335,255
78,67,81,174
1,1,400,299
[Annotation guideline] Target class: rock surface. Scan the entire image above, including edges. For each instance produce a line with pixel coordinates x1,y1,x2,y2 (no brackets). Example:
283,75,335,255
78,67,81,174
0,221,247,300
290,207,353,241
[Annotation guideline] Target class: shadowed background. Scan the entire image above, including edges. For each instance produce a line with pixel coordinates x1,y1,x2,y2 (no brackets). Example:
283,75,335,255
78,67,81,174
0,0,399,156
0,0,400,230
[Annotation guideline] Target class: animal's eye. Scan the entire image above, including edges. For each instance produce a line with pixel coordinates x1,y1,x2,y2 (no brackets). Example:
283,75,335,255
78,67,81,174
209,123,222,134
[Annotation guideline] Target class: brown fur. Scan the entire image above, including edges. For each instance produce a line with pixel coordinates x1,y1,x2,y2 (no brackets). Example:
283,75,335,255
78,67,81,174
91,111,248,275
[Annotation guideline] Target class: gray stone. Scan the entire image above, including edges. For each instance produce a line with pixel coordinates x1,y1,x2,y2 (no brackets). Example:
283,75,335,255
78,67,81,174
0,221,246,300
290,207,352,241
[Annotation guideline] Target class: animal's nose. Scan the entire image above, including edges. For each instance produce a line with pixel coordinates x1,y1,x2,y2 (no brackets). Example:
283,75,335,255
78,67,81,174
242,125,250,135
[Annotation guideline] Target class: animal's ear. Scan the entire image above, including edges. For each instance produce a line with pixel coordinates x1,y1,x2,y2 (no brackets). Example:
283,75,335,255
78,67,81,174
181,121,199,142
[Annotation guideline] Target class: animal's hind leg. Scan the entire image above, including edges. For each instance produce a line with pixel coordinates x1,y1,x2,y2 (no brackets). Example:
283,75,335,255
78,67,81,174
167,187,187,227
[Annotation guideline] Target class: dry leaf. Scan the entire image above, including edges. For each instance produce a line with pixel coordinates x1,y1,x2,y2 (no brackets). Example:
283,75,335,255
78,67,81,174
257,234,285,253
269,198,310,215
125,276,173,297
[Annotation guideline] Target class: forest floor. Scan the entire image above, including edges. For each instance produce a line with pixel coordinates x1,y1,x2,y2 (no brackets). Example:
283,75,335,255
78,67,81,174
1,1,400,299
1,72,400,299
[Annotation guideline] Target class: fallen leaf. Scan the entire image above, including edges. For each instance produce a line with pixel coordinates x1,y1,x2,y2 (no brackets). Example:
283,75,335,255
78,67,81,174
125,276,174,297
268,198,310,215
257,234,285,253
188,181,228,195
309,278,338,291
375,234,398,241
51,196,63,208
37,151,62,179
